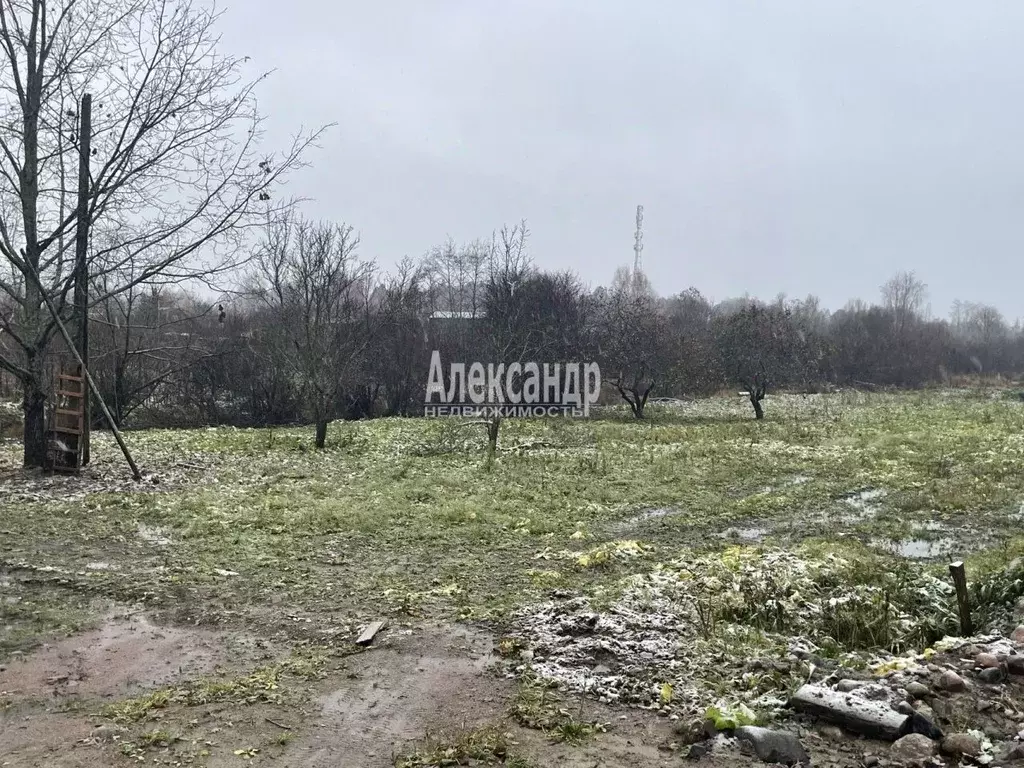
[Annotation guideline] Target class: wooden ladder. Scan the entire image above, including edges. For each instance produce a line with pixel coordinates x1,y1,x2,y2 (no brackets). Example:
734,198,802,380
47,364,84,472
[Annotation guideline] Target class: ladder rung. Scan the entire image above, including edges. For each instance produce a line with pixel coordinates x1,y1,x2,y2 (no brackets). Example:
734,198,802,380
51,426,82,435
58,374,83,380
56,390,84,398
56,408,83,416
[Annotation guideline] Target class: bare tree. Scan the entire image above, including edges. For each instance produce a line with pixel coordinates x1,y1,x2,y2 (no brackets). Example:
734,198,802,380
881,271,928,334
251,212,374,449
950,300,1009,374
370,257,429,416
663,287,721,396
713,299,811,419
89,281,219,426
598,267,666,418
0,0,322,466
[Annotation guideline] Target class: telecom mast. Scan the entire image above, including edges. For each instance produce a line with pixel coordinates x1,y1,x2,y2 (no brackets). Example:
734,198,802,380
633,204,644,275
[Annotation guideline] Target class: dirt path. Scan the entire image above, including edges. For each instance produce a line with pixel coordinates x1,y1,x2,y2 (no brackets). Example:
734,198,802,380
0,609,900,768
0,610,688,767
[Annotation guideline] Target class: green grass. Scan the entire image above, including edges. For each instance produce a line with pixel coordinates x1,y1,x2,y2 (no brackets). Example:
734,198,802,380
2,390,1024,651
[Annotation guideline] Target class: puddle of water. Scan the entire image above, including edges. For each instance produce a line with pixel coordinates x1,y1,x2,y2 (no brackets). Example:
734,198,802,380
719,525,770,542
843,488,887,518
306,624,502,762
612,506,683,532
872,537,956,559
634,507,680,522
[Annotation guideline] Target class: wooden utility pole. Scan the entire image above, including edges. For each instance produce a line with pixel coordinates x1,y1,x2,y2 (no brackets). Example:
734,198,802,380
74,94,92,464
25,260,142,481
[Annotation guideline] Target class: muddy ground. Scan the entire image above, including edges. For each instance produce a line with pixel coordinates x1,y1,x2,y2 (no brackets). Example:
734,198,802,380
0,605,924,768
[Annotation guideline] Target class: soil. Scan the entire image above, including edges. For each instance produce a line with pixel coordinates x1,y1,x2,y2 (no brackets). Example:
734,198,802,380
0,610,239,700
5,608,1015,768
288,621,507,766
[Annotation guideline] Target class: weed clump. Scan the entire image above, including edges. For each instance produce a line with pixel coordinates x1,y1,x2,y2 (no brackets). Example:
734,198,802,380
102,648,332,724
394,725,532,767
674,544,958,653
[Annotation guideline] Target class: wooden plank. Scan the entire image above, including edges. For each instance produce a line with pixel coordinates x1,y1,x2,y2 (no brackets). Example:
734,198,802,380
56,408,84,416
790,684,909,741
949,562,973,636
356,620,386,646
56,390,84,398
51,426,82,435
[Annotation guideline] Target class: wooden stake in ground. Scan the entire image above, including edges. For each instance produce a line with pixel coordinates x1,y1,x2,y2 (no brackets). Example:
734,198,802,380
74,93,92,465
949,561,973,637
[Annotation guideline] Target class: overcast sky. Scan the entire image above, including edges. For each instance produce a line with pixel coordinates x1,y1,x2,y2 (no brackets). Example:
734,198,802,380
221,1,1024,321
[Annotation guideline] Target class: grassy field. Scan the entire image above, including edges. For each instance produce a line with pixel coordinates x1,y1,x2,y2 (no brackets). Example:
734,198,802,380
2,389,1024,765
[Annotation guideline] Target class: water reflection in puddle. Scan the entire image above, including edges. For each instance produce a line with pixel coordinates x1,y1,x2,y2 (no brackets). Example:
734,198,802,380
719,525,770,542
872,537,956,559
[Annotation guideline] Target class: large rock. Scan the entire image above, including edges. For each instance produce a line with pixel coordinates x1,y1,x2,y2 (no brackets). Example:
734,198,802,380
1010,625,1024,643
937,670,966,692
978,665,1007,684
1007,655,1024,675
976,652,1001,668
940,733,981,757
890,734,937,766
905,681,931,700
734,726,809,766
791,684,909,741
906,710,943,740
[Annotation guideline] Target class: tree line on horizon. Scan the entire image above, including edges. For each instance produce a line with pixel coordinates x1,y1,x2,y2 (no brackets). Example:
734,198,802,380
4,212,1020,448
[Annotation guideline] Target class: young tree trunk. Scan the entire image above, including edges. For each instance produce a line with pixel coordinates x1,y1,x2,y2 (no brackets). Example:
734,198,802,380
21,345,48,468
636,386,651,419
616,385,646,419
750,393,764,420
487,416,501,455
315,418,328,449
22,370,47,469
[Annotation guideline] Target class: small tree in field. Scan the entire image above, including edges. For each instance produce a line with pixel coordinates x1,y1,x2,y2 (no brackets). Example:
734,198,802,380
597,266,667,419
714,300,810,419
251,212,374,449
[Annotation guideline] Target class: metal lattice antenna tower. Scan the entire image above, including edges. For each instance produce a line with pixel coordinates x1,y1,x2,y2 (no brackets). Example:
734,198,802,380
633,204,644,275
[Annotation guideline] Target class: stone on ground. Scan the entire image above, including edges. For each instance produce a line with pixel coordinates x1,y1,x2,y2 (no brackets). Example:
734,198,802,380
937,670,966,692
890,733,937,765
940,732,981,757
734,725,809,766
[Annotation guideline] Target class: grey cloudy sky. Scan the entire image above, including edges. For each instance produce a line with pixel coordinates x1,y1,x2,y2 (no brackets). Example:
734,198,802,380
221,1,1024,321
